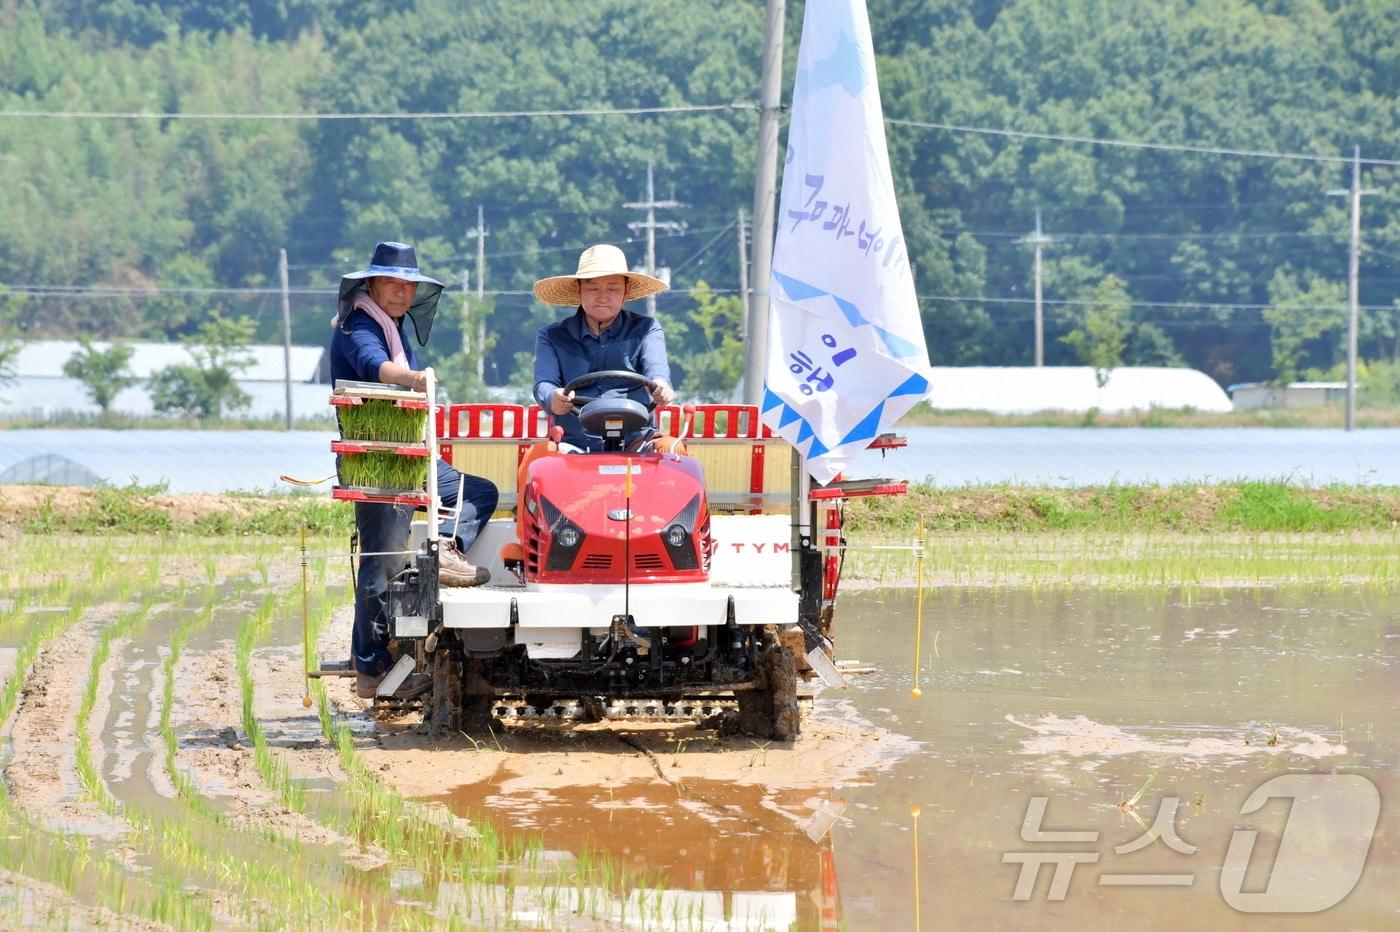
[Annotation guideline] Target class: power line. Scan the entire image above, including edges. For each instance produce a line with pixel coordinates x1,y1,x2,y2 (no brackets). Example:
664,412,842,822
2,281,1373,312
0,103,751,121
1027,230,1338,242
667,220,738,278
916,293,1392,313
887,117,1400,167
937,228,1340,241
2,285,322,296
9,99,1395,168
0,284,741,301
286,224,737,271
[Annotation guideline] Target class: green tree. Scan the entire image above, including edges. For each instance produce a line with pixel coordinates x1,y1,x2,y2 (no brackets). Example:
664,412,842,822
148,315,255,420
1261,270,1346,385
668,282,745,401
62,338,137,417
1061,275,1130,387
0,339,18,387
9,0,1400,392
431,296,497,406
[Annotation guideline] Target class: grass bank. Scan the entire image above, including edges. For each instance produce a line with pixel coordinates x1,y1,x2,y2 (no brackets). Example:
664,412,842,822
0,484,352,536
6,480,1400,589
843,480,1400,534
5,480,1400,538
837,481,1400,589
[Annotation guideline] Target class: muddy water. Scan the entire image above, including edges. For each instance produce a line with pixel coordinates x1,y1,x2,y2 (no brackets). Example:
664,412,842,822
434,588,1399,929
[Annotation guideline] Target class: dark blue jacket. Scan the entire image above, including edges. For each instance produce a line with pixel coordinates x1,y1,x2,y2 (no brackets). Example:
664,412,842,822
329,310,417,384
533,308,671,450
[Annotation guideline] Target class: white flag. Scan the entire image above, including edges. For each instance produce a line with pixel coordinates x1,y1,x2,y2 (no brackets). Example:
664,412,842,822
761,0,932,485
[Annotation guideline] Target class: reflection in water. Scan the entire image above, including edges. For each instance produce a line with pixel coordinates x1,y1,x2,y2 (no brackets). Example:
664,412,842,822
423,587,1398,928
429,779,841,930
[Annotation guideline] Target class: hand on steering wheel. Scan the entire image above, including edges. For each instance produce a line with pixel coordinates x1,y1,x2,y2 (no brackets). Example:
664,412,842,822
548,387,575,415
560,370,661,414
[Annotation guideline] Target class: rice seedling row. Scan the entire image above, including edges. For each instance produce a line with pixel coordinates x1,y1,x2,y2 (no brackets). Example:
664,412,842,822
74,586,281,925
68,550,379,928
0,562,219,926
843,529,1400,591
296,565,675,928
13,539,340,925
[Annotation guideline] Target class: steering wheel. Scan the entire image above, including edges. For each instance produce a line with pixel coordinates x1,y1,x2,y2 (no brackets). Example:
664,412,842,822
562,369,658,410
557,370,657,443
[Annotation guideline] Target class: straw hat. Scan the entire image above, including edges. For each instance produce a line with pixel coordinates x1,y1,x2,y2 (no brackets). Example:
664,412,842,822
532,244,669,306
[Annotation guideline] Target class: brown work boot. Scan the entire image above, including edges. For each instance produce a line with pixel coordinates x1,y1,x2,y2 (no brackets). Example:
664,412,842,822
439,541,490,587
356,670,432,700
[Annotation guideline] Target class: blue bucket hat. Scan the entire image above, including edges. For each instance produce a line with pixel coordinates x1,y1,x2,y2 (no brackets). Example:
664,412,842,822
337,242,445,345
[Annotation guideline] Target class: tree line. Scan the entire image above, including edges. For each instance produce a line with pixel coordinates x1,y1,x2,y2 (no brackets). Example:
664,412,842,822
2,0,1399,414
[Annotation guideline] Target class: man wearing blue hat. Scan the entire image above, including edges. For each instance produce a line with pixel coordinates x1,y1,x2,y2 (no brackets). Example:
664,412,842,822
330,242,499,700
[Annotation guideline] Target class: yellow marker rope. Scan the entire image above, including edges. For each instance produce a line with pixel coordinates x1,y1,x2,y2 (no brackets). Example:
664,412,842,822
301,527,313,708
279,473,336,487
911,519,925,700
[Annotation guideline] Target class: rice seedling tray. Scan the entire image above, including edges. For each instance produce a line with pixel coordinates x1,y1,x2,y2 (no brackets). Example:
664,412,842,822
330,440,430,457
330,379,430,406
333,395,430,444
810,478,909,500
328,394,429,410
335,449,429,491
331,487,430,506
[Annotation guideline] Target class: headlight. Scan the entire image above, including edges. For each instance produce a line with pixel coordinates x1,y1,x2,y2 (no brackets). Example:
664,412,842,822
661,495,702,570
540,496,585,571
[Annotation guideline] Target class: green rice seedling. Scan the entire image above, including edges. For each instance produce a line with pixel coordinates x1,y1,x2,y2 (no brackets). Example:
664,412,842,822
459,730,497,753
290,547,669,923
60,548,359,927
338,451,429,491
842,527,1400,592
339,399,427,444
160,597,222,817
237,594,308,811
1119,773,1156,812
75,601,148,817
0,566,232,926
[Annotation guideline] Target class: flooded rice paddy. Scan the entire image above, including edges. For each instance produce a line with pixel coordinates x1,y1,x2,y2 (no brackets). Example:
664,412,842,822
825,588,1398,928
0,532,1396,928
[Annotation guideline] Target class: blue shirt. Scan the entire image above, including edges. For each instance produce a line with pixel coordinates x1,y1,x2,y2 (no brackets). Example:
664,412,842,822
329,310,418,384
533,308,671,450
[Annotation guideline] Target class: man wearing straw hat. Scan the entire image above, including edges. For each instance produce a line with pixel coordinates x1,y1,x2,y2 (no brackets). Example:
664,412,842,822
331,241,499,700
532,244,676,452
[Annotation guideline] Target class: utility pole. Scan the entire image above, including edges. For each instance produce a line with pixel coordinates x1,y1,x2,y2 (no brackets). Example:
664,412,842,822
1016,209,1056,367
743,0,785,404
467,206,488,381
625,161,685,317
1328,147,1376,431
278,247,292,429
737,207,750,338
459,270,470,354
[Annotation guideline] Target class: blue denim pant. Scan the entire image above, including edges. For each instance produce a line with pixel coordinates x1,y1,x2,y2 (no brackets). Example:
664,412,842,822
352,459,499,677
